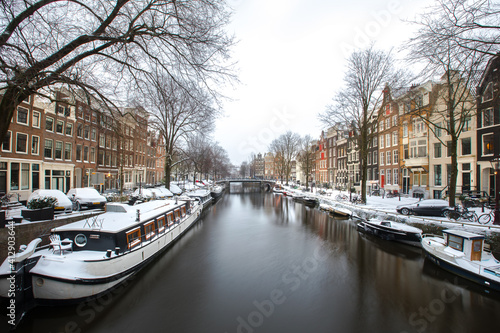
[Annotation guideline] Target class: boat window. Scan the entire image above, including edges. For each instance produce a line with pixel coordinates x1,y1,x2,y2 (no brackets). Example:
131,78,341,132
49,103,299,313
74,234,87,247
181,206,186,217
144,221,155,240
157,216,166,233
447,235,463,251
126,228,141,249
167,213,174,226
175,209,181,219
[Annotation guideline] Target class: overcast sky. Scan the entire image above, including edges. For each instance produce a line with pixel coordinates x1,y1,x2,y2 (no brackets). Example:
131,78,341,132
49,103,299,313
214,0,436,165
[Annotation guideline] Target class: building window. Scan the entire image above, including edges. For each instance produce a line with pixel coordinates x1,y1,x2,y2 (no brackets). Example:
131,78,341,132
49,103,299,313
447,141,452,157
21,163,29,190
482,82,493,102
32,111,40,128
76,145,83,161
380,135,384,148
90,147,95,163
393,169,399,185
434,122,442,137
55,120,64,134
403,122,408,138
2,131,11,152
46,117,54,131
393,150,398,164
434,143,442,158
83,146,89,162
11,163,19,190
99,133,105,147
55,141,63,160
462,137,471,155
434,165,442,186
31,136,39,155
91,128,96,141
64,143,72,160
380,152,385,165
482,133,494,156
17,106,29,125
418,139,427,157
44,139,53,158
392,131,398,146
463,117,471,132
482,108,494,127
65,123,73,136
77,123,83,138
386,169,391,184
84,125,90,140
385,134,390,147
16,133,28,153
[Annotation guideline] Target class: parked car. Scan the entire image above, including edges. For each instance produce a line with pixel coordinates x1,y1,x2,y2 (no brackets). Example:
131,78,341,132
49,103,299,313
67,188,107,211
396,199,450,217
28,189,72,213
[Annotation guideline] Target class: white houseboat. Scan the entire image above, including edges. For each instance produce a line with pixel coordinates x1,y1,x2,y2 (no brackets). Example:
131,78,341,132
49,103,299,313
0,198,202,325
421,229,500,291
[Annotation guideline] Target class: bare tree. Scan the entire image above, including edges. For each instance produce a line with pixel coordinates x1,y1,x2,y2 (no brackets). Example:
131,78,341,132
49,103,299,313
210,143,230,180
319,46,407,203
0,0,235,142
146,74,216,188
407,2,490,206
296,135,316,190
414,0,500,56
269,131,301,185
184,133,214,184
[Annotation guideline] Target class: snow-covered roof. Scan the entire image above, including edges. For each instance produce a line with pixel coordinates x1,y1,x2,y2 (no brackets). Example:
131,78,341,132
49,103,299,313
53,199,187,233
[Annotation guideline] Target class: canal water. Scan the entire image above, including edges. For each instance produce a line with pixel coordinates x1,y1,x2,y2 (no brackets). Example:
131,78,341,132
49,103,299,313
10,193,500,332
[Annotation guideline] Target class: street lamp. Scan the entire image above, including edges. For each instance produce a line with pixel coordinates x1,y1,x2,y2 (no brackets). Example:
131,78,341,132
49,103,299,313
489,157,500,225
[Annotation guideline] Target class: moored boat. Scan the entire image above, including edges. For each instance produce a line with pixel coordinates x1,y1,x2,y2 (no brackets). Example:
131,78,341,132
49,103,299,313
356,219,422,247
303,197,318,207
210,185,225,200
186,189,213,209
330,206,353,218
421,229,500,291
0,198,202,326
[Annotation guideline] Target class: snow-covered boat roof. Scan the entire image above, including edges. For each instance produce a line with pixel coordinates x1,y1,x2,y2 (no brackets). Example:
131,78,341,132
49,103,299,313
443,229,484,240
186,189,211,197
53,199,187,233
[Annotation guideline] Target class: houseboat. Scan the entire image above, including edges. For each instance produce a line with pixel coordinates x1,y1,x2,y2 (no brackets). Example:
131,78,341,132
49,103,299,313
421,229,500,291
186,189,213,210
0,198,202,326
357,219,422,247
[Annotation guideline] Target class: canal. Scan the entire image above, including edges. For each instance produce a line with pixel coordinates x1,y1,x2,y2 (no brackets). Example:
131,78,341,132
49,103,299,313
10,193,500,332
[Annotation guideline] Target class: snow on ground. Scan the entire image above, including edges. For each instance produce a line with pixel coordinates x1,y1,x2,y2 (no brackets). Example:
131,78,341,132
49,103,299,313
281,186,500,236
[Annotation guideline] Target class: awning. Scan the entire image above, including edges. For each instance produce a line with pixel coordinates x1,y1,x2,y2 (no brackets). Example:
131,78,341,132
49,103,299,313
407,166,428,173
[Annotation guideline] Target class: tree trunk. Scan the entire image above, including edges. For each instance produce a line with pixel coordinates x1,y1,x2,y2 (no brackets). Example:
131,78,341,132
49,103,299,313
0,86,28,143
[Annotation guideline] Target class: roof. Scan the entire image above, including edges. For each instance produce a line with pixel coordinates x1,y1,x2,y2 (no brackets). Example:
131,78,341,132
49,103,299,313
53,199,187,233
443,229,484,240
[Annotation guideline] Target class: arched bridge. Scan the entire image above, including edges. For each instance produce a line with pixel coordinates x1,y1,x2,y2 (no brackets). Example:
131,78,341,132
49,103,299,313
216,179,276,192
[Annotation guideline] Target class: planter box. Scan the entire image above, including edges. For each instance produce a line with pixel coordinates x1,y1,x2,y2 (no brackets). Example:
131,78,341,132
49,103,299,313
22,207,54,221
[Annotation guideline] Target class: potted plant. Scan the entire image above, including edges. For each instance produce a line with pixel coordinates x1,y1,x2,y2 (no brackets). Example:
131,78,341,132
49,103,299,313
22,197,56,221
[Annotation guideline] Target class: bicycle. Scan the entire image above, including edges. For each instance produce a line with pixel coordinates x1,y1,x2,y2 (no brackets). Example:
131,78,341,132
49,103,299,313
477,209,494,224
444,205,478,223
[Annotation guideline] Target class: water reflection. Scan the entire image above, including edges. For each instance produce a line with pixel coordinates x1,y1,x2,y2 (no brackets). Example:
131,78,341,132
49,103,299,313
7,193,500,333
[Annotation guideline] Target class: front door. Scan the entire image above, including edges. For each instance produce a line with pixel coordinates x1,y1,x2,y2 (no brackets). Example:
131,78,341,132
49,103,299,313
471,239,482,261
462,172,471,192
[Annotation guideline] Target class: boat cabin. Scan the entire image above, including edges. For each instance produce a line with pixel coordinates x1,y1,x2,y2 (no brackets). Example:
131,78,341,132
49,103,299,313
442,229,484,261
52,200,190,256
